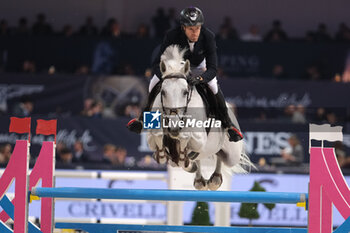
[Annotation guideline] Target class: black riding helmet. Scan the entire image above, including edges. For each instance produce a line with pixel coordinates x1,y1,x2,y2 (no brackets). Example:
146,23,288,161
180,7,204,26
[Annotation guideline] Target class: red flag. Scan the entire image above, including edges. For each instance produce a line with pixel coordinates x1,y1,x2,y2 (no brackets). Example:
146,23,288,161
36,119,57,136
9,117,31,134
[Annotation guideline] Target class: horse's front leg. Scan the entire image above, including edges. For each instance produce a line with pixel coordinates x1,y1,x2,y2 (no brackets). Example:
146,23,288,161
148,132,168,164
178,136,198,173
153,145,168,164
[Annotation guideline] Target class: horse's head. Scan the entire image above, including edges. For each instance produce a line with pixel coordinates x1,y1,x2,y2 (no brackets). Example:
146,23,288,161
160,45,191,138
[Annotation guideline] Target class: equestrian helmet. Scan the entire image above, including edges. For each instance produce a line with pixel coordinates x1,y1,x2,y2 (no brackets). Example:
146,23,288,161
180,7,204,26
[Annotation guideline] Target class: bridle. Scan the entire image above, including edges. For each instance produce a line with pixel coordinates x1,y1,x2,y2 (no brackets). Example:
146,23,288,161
160,74,194,123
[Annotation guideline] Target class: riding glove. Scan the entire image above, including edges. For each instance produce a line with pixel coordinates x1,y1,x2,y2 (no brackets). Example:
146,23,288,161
188,76,204,85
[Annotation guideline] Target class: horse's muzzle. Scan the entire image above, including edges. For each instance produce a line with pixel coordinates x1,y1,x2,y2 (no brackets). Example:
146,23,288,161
168,128,180,138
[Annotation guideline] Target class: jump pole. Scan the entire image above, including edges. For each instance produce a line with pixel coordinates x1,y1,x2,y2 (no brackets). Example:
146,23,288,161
31,187,307,204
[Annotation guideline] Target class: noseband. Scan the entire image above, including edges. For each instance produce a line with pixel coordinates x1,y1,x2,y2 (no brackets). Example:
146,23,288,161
160,74,193,122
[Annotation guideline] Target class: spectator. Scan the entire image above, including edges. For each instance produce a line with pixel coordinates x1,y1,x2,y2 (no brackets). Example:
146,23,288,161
335,23,350,42
22,60,36,73
168,8,179,29
111,146,131,166
326,112,337,124
264,20,288,42
314,23,332,42
81,98,94,116
101,18,116,36
32,13,52,35
241,24,262,42
305,31,316,42
292,104,307,124
102,144,116,164
216,25,233,41
339,51,350,83
0,143,12,164
75,65,90,75
12,95,34,117
15,17,30,36
0,19,10,36
119,63,135,75
303,64,323,80
79,16,98,36
152,7,170,38
124,103,141,118
56,142,68,156
61,24,74,38
271,134,304,166
216,16,239,41
136,24,150,39
72,141,89,163
102,19,122,38
281,104,296,122
312,107,327,123
334,141,350,169
57,147,73,164
90,100,103,118
271,64,287,79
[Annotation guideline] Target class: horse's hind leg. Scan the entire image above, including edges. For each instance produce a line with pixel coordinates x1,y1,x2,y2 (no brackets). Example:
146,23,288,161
193,161,208,190
207,156,223,191
219,140,243,167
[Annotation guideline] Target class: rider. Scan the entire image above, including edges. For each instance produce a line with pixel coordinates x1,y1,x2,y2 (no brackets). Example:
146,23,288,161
127,6,243,142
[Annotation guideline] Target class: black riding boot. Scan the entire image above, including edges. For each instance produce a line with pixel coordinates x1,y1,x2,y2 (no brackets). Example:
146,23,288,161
127,83,161,134
215,88,243,142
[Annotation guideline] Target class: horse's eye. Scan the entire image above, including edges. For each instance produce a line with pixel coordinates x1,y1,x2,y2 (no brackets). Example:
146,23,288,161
183,90,189,96
161,90,165,96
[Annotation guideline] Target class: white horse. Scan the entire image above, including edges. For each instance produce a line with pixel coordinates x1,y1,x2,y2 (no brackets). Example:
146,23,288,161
147,45,252,190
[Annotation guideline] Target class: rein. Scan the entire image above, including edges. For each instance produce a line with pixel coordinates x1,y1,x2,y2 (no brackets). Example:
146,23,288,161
160,74,194,122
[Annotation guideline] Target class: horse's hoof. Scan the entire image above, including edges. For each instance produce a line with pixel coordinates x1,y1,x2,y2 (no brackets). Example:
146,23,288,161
152,151,159,163
183,161,198,173
208,172,223,191
194,176,208,190
188,151,199,160
152,152,167,164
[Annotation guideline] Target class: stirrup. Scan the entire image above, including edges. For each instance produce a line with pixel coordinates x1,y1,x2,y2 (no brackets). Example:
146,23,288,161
127,118,143,134
227,126,243,142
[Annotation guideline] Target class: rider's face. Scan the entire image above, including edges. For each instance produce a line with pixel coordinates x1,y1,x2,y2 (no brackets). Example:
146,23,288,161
183,25,201,42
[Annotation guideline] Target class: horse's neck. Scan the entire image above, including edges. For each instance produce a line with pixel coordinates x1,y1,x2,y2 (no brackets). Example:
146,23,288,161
189,87,204,107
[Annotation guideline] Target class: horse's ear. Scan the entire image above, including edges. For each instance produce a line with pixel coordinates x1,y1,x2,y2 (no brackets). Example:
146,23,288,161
183,60,190,75
160,61,166,74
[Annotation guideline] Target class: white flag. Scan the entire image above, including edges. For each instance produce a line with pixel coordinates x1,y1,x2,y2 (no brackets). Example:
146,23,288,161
309,124,343,142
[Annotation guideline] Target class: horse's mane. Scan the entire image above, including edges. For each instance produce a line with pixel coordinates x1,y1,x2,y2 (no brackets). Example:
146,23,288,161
160,45,187,77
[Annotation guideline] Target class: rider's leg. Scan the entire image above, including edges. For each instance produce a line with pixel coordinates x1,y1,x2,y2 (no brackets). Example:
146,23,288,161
207,78,243,142
127,75,161,134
